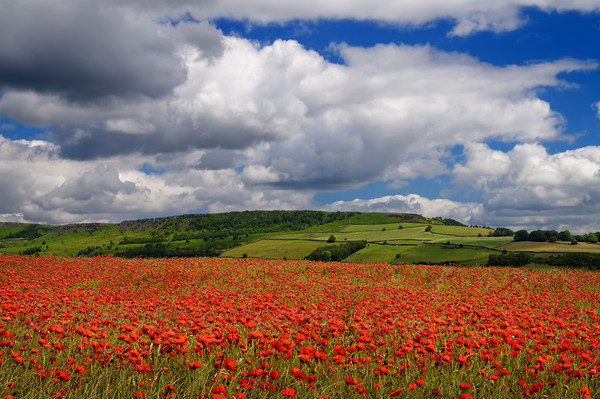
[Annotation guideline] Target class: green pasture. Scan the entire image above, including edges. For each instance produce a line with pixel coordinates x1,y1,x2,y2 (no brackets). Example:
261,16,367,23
429,225,494,236
0,224,50,239
345,242,417,263
394,243,494,266
4,211,600,268
428,236,514,248
384,239,428,245
499,241,600,253
273,232,332,240
305,226,434,242
397,232,454,241
299,213,430,233
339,222,428,232
0,224,152,256
290,224,494,244
220,239,333,259
300,219,353,233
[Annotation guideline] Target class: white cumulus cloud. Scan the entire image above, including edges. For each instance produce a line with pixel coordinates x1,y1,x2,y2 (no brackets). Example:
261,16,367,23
324,194,483,225
453,143,600,232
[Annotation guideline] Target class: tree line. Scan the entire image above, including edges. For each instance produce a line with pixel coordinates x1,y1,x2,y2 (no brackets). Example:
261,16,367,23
512,229,600,244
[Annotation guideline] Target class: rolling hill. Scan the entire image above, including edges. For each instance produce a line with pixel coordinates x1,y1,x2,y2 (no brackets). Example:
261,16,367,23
1,211,599,268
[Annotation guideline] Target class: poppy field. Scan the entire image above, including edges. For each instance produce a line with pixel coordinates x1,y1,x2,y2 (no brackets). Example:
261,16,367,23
1,255,599,398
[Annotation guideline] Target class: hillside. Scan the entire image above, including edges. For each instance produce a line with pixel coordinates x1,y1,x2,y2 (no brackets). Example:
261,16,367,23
1,211,600,268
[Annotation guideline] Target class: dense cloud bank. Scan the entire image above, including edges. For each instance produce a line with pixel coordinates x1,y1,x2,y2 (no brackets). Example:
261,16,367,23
0,0,599,231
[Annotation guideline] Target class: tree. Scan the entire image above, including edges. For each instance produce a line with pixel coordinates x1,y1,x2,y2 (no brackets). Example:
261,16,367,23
559,230,573,242
327,235,336,243
547,230,559,243
513,230,529,241
529,230,547,242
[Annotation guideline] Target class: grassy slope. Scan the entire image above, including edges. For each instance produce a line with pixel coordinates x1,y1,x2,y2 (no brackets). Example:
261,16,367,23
430,225,493,236
224,226,495,265
499,241,600,253
276,225,431,242
3,212,600,266
340,222,425,232
345,243,417,263
220,239,334,259
395,243,494,266
428,236,514,248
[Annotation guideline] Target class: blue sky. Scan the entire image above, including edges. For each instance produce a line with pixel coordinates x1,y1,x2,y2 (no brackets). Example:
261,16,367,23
1,1,600,232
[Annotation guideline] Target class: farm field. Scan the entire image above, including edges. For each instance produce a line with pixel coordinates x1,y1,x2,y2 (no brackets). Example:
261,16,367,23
428,236,514,249
499,241,600,253
339,223,425,233
221,239,333,259
3,211,600,267
276,226,433,243
1,255,599,398
395,243,495,266
344,243,417,263
429,225,494,237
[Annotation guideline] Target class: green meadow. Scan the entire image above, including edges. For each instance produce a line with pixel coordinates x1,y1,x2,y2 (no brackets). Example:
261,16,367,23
2,211,600,267
221,239,334,259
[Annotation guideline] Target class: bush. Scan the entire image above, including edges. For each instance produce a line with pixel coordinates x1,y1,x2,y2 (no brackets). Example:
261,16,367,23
21,246,42,256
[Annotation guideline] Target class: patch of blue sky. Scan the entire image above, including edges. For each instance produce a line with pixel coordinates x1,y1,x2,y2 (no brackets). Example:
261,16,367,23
0,117,50,141
138,162,167,175
214,9,600,64
213,17,457,64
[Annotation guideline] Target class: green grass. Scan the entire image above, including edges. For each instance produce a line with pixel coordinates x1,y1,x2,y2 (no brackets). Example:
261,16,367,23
296,213,430,233
300,219,353,233
344,213,429,224
273,232,332,240
220,239,334,259
0,225,44,239
0,225,121,256
3,211,600,268
345,242,417,263
396,232,454,241
304,226,434,242
499,240,600,252
430,225,494,236
394,243,494,266
384,239,430,245
429,236,514,248
340,222,427,232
